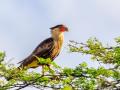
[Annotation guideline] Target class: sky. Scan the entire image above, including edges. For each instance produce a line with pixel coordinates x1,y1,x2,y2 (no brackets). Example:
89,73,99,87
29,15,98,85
0,0,120,90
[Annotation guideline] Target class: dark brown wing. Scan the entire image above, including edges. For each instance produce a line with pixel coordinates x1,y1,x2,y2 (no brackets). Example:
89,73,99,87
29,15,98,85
18,38,54,68
32,38,54,57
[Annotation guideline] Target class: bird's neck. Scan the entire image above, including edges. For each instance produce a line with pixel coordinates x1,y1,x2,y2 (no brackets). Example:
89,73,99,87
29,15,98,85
53,33,64,48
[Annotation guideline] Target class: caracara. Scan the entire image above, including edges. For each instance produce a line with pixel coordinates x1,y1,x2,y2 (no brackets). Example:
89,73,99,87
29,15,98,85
18,24,68,69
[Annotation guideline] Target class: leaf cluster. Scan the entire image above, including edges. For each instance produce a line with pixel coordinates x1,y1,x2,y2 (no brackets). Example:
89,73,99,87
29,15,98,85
0,37,120,90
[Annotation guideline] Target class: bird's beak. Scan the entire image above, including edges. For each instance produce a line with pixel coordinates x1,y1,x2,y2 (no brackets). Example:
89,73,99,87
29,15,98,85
64,27,69,32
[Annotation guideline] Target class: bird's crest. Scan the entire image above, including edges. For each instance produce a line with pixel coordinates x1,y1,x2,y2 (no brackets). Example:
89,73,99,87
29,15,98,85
50,24,64,30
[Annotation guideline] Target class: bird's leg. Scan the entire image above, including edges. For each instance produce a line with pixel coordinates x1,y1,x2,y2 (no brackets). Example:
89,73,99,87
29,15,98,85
47,64,54,74
42,65,45,76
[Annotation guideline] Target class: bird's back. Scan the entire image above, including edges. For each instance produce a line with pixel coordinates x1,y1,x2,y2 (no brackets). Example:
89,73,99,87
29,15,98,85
18,38,55,68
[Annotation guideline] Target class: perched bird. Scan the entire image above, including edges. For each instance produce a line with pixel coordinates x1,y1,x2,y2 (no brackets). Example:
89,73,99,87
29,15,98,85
18,24,68,69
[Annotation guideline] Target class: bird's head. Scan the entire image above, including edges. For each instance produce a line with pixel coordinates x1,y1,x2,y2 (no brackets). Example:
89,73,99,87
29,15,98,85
50,24,68,39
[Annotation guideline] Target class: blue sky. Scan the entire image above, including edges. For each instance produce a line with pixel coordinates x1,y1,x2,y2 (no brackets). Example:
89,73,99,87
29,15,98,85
0,0,120,89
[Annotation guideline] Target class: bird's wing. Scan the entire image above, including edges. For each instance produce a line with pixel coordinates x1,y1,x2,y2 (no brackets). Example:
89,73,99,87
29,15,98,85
18,38,54,66
32,38,54,56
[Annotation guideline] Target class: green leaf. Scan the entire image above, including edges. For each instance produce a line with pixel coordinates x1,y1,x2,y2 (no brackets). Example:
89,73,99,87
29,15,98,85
62,85,72,90
0,52,5,63
63,68,74,76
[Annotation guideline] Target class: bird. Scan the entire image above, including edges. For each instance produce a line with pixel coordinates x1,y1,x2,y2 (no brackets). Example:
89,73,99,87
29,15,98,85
18,24,68,70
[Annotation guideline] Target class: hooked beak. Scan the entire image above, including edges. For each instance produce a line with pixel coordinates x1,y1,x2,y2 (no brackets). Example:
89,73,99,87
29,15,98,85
64,27,69,32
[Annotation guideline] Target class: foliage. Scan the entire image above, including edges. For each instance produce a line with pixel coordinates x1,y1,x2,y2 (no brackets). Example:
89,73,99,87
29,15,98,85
0,37,120,90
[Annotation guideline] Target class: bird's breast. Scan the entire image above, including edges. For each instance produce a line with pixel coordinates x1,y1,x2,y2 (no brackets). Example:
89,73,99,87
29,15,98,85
50,39,63,60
